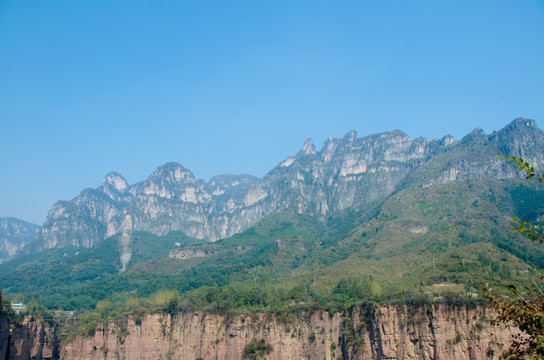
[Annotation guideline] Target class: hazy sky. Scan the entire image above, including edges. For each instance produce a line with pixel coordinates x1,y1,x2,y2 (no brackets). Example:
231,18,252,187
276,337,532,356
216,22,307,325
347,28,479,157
1,0,543,225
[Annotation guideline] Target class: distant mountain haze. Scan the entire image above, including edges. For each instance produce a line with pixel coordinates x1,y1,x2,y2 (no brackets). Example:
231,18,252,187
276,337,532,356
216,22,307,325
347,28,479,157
0,218,40,262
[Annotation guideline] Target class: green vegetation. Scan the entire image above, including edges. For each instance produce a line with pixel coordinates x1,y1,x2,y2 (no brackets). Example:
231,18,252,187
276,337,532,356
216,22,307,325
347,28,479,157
1,171,544,341
1,293,58,329
1,293,24,328
242,339,272,360
0,231,202,310
485,156,544,359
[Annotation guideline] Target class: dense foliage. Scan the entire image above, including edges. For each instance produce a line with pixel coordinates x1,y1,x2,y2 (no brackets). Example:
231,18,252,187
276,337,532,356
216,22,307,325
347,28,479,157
243,339,272,360
1,170,544,341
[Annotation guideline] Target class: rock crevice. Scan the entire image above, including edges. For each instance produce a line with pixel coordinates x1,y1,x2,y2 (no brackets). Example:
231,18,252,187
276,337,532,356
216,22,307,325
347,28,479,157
54,305,515,360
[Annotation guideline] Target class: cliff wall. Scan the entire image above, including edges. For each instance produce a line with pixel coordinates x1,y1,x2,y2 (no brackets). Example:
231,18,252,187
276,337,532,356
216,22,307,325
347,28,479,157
36,119,544,251
0,291,10,360
9,317,58,360
60,304,515,360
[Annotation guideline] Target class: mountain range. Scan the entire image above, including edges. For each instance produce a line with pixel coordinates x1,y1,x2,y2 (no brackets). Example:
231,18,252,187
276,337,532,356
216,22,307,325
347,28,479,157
4,118,543,263
2,118,544,316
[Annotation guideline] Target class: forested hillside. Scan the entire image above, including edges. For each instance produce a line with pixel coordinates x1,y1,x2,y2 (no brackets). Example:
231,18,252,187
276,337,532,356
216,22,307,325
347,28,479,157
1,120,543,332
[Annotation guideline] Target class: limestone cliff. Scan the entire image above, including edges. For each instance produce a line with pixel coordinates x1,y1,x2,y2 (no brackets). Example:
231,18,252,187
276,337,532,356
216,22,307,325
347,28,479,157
34,118,544,250
60,305,515,360
9,317,58,360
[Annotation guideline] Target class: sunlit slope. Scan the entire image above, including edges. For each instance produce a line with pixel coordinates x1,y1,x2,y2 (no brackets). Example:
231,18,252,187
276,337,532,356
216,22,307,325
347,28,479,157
306,178,544,292
3,119,544,310
1,176,543,311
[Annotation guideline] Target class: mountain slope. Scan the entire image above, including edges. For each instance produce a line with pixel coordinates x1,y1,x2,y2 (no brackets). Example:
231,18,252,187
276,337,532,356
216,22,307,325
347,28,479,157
33,127,447,249
32,118,544,253
2,118,544,312
1,176,543,312
0,217,40,262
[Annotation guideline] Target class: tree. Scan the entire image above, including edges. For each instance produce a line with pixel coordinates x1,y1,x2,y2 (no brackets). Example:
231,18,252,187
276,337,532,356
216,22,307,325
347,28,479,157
485,156,544,359
242,338,272,360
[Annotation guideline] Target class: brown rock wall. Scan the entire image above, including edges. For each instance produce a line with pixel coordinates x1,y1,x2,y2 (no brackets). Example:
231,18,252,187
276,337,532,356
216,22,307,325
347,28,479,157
60,305,516,360
9,317,58,360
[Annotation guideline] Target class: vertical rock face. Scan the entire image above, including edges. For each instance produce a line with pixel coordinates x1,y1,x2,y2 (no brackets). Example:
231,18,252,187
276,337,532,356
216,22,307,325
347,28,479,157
39,172,137,249
37,129,436,247
0,291,10,360
428,118,544,186
8,317,58,360
59,305,516,360
34,118,544,249
363,305,512,360
0,218,40,263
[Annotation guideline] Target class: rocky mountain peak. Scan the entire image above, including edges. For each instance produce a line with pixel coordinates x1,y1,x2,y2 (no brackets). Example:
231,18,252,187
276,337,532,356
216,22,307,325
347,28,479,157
320,136,337,162
490,118,544,168
102,172,128,193
460,127,486,144
507,117,538,130
440,135,455,146
497,118,539,137
343,130,358,143
148,162,195,184
299,138,316,156
140,162,199,202
23,118,544,251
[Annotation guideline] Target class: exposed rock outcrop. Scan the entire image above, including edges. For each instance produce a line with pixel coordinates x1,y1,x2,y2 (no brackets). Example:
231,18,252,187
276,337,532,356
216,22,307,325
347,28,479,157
9,317,58,360
60,305,515,360
0,218,40,263
34,118,544,250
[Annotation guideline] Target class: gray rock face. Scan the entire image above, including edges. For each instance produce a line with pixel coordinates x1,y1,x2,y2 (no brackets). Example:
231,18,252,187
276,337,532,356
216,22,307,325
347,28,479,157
35,118,544,249
40,172,137,249
0,218,40,262
428,118,544,186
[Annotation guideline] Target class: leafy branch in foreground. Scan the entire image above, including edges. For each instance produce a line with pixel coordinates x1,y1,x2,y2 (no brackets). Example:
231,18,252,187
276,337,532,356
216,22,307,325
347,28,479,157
499,155,544,245
511,219,544,245
486,280,544,359
486,156,544,359
498,155,544,183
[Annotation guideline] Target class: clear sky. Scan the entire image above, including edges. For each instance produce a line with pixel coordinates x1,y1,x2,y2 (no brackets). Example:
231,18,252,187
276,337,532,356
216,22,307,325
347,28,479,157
1,0,543,225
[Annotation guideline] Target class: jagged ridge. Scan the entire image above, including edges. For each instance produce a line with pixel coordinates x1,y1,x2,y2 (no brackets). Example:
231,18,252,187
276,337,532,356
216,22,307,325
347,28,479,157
28,118,544,251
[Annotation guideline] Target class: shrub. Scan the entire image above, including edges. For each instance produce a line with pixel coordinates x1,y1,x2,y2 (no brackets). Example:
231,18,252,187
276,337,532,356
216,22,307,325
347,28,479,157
242,338,272,360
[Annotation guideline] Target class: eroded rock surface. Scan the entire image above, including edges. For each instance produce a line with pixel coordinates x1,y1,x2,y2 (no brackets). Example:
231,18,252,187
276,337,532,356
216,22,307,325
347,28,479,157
33,119,544,252
60,305,515,360
0,218,40,263
9,317,58,360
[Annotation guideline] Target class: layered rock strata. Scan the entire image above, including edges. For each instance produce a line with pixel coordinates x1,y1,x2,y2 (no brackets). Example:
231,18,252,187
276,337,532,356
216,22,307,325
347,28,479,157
60,305,515,360
9,317,58,360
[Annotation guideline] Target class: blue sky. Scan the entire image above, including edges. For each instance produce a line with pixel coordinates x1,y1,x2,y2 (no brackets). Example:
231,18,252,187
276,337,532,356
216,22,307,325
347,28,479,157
1,0,543,225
